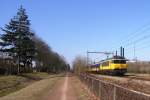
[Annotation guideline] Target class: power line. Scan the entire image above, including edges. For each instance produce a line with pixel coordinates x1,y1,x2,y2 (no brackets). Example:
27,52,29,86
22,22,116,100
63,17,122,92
121,22,150,44
124,33,150,51
112,22,150,51
124,33,150,47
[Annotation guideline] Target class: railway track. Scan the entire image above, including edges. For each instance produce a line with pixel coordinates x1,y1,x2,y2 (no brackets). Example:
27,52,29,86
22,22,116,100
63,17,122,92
88,73,150,94
90,73,150,82
80,73,150,100
124,73,150,81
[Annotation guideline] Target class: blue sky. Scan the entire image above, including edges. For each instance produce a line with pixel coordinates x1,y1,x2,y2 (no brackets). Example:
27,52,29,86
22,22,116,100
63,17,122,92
1,0,150,64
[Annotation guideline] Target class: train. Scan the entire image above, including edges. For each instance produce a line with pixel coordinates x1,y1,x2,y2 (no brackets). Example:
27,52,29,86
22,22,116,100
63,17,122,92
87,47,128,75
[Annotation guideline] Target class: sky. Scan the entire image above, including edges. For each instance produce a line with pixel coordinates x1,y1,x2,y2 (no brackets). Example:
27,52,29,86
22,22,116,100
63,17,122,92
1,0,150,64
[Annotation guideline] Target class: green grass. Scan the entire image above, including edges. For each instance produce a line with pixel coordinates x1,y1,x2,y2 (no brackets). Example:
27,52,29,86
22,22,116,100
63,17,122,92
0,72,50,97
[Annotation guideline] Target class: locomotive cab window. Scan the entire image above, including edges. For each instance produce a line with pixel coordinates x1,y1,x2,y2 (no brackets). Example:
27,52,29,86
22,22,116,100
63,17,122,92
112,60,126,64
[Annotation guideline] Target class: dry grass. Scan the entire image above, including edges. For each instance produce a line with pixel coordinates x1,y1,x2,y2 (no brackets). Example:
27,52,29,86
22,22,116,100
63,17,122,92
0,76,28,97
21,72,50,80
0,72,51,97
0,75,60,100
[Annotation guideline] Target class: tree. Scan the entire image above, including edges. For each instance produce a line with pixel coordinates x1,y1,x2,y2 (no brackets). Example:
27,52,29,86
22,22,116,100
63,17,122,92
72,56,87,74
0,6,35,74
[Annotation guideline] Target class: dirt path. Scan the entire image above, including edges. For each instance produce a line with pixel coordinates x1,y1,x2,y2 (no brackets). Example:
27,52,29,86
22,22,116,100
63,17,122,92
45,74,77,100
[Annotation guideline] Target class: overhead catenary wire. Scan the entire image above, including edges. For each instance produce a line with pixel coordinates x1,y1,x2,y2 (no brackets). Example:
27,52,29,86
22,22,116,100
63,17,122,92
121,22,150,44
111,22,150,60
125,37,150,51
111,22,150,50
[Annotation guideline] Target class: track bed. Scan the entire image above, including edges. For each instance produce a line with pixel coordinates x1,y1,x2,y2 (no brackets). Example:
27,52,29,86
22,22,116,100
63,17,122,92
90,73,150,94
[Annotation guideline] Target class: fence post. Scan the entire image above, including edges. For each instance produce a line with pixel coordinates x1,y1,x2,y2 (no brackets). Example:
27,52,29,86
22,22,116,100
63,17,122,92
87,77,88,88
92,78,93,92
113,86,116,100
99,81,101,100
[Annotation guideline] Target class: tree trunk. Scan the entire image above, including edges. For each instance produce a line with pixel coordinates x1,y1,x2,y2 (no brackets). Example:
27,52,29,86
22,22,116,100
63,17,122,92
17,56,20,75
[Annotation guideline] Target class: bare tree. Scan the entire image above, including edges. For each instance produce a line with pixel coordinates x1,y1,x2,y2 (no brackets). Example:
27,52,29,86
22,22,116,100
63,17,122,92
72,55,87,74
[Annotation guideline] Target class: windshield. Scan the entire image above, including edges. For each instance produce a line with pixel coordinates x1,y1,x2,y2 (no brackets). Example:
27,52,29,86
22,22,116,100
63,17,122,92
112,60,126,64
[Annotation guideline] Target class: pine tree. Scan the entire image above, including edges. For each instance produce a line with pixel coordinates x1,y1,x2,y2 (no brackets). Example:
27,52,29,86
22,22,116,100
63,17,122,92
0,6,35,74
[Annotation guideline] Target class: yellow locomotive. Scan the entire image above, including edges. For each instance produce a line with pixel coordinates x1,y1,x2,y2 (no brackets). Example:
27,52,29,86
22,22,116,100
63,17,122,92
88,56,127,75
88,47,128,75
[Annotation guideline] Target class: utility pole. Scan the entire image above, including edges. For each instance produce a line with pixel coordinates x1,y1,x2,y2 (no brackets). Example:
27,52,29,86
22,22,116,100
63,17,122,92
87,51,89,67
133,43,136,61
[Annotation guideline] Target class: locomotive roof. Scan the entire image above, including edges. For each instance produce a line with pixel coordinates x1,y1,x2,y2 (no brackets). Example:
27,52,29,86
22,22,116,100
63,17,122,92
99,56,127,63
90,56,127,66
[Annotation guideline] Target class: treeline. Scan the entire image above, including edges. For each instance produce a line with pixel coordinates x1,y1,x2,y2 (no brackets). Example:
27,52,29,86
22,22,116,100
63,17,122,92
0,6,69,75
33,36,70,73
127,61,150,74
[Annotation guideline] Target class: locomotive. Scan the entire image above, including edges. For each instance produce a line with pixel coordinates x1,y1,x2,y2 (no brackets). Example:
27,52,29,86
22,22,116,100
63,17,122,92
88,47,128,75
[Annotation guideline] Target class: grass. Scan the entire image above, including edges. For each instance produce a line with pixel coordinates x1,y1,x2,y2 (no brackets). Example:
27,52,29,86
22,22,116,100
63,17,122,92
0,74,60,100
20,72,50,80
0,75,28,97
0,72,50,97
